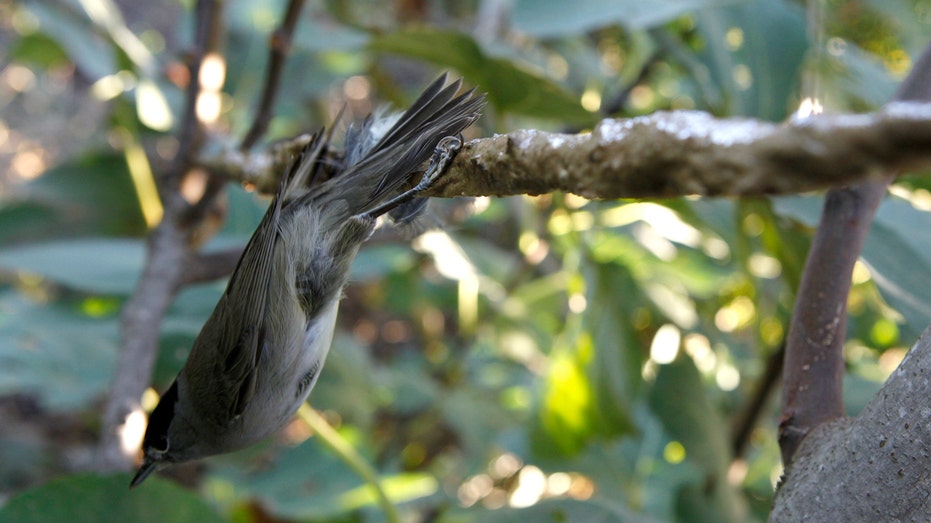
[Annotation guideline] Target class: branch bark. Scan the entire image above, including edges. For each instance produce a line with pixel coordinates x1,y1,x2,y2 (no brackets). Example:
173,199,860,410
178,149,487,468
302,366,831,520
771,328,931,521
238,0,306,151
202,103,931,199
778,177,890,463
777,42,931,466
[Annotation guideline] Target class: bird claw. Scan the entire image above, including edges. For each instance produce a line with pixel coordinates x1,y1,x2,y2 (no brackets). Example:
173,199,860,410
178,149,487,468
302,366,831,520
359,134,464,220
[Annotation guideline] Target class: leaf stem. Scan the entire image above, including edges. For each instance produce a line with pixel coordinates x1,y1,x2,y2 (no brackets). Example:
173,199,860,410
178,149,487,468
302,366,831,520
296,404,400,523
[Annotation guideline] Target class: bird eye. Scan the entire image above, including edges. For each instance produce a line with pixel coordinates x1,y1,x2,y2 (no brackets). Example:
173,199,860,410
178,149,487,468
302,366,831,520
153,435,170,454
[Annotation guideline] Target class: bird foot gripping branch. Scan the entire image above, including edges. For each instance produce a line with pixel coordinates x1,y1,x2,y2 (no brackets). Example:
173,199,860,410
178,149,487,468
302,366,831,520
130,75,485,487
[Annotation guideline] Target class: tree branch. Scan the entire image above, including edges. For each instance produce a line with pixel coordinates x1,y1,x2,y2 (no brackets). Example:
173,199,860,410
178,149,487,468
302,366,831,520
771,328,931,521
202,103,931,199
778,177,889,464
239,0,307,151
181,246,245,286
96,0,225,472
731,342,784,458
600,50,664,116
777,43,931,466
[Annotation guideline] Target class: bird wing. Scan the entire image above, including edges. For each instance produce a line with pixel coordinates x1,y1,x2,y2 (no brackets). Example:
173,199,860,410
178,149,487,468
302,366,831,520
207,149,300,421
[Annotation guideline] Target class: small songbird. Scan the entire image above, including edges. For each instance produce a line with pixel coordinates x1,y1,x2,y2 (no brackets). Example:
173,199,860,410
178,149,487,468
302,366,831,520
131,75,484,487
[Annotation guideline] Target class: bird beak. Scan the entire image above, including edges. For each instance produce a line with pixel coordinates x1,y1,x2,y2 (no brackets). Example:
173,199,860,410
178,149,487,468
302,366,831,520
129,457,158,488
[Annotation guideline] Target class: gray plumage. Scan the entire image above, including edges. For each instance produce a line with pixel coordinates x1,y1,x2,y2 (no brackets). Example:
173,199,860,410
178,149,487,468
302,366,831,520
131,75,484,487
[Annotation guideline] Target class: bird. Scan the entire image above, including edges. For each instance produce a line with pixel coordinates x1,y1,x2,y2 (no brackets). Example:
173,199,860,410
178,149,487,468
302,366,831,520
130,75,484,487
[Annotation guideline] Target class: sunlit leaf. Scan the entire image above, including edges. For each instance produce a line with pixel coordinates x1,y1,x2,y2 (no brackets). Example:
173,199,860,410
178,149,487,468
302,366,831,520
534,339,599,456
135,78,174,131
532,310,636,457
8,33,70,68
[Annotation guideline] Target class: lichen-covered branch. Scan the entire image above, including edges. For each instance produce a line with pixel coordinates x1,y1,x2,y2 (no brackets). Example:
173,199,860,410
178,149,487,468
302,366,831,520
436,105,931,198
202,103,931,199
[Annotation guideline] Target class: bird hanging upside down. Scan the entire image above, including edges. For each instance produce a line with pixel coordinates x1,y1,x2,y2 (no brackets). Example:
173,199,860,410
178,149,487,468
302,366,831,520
131,75,485,487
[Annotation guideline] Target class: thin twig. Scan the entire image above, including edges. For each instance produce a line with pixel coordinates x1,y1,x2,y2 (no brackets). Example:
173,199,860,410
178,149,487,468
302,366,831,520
182,246,245,286
731,342,784,458
600,50,664,116
239,0,307,151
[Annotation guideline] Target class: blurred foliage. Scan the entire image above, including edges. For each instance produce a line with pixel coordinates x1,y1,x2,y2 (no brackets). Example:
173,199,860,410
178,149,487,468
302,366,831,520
0,0,930,522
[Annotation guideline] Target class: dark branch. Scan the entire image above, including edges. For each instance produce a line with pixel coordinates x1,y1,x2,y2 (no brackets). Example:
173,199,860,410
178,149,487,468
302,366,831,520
778,178,888,463
165,0,222,195
182,247,245,286
731,342,784,458
772,329,931,520
239,0,307,151
778,43,931,466
601,50,664,116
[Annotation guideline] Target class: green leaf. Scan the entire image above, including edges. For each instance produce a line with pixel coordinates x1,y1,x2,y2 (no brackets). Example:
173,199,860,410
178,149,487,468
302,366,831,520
4,153,148,243
648,357,747,523
8,33,71,68
0,239,143,295
774,195,931,340
693,0,808,119
445,497,666,523
861,221,931,340
582,262,643,428
0,291,118,410
819,44,897,111
649,358,729,477
23,1,116,81
532,282,637,458
442,386,517,456
207,435,435,520
533,335,603,456
292,7,369,51
369,28,594,123
513,0,742,37
0,201,63,246
0,473,227,523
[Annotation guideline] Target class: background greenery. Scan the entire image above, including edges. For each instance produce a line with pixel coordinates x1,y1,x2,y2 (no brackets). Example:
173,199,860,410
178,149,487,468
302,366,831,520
1,0,930,521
